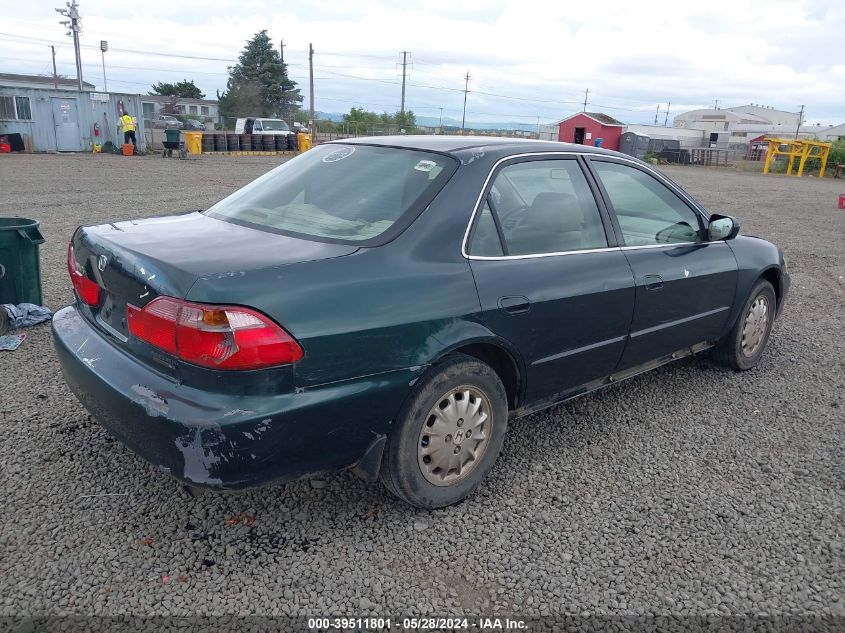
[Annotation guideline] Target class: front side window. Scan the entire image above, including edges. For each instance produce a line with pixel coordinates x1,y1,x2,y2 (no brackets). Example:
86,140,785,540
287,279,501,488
592,161,702,246
473,159,607,256
207,144,455,243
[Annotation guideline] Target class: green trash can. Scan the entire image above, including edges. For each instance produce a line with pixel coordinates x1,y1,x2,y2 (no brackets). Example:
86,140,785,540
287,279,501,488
164,128,181,144
0,217,45,306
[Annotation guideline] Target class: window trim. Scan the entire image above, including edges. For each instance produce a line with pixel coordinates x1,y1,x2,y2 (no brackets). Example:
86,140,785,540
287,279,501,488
463,152,621,260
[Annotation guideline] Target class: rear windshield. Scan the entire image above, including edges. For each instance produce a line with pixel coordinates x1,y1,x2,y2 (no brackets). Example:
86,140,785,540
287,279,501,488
206,144,456,242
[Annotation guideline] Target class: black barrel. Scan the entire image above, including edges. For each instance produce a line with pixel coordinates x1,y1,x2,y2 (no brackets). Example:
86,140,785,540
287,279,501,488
240,134,251,151
274,135,286,151
226,134,239,151
286,133,298,151
262,136,275,152
201,133,214,153
213,133,227,151
251,135,262,151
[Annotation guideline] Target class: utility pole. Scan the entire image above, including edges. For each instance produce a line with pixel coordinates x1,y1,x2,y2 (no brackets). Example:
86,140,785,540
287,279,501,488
399,51,409,115
56,1,83,91
713,99,719,109
795,105,804,139
583,88,589,112
654,104,660,125
439,107,443,133
663,101,671,126
308,43,315,140
50,45,58,89
461,71,470,135
100,40,108,91
280,39,285,64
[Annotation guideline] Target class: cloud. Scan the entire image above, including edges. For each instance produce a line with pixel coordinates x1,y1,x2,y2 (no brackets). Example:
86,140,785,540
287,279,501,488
1,0,842,125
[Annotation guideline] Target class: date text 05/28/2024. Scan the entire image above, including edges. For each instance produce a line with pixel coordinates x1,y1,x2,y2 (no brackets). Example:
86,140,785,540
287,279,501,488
307,617,528,630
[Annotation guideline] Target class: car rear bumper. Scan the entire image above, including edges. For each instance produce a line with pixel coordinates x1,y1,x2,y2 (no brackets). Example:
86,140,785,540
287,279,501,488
52,306,414,489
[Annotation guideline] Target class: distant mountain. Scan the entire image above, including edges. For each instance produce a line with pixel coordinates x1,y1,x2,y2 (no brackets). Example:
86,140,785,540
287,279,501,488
311,110,540,131
415,115,538,131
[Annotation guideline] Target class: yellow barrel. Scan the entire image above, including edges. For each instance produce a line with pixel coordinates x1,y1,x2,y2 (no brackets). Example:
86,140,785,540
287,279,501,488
297,132,312,152
184,131,203,154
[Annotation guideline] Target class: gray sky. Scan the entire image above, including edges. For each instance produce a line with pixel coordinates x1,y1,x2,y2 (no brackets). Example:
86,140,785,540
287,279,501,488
1,0,842,125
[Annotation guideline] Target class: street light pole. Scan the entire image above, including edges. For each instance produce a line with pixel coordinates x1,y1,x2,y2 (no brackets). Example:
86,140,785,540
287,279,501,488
100,40,108,91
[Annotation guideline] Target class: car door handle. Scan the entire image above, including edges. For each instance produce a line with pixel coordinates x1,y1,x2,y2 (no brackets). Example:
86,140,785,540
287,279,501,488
498,296,531,314
643,275,664,291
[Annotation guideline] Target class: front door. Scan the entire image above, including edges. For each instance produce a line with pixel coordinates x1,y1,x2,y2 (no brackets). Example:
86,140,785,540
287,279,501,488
51,97,82,151
588,158,738,370
573,127,585,144
467,156,635,402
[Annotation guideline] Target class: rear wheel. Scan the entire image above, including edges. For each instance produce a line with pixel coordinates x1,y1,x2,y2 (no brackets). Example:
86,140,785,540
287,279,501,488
716,279,776,371
380,354,508,509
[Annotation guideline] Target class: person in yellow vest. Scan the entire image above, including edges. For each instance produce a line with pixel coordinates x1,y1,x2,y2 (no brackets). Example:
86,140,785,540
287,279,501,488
119,112,136,148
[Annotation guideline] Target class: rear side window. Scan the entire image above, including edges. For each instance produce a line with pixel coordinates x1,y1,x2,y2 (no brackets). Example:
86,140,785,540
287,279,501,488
592,161,703,246
469,202,504,256
473,159,607,256
206,145,455,243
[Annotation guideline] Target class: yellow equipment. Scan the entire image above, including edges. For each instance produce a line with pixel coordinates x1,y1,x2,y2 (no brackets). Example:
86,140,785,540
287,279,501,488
184,131,202,154
762,138,831,177
297,132,312,152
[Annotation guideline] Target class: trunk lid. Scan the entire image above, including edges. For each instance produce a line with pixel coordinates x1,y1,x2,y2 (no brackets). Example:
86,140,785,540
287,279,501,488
71,211,357,348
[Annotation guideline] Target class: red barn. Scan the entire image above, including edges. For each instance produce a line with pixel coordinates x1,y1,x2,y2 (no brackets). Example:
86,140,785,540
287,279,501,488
558,112,624,151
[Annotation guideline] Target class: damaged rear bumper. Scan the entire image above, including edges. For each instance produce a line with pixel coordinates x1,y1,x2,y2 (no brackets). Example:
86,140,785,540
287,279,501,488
52,306,412,489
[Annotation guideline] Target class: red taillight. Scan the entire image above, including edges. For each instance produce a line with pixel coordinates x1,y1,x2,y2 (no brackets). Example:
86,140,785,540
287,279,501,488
126,297,303,370
67,243,101,307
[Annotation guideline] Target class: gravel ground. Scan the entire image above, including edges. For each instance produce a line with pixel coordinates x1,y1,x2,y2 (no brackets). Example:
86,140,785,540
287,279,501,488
0,153,843,623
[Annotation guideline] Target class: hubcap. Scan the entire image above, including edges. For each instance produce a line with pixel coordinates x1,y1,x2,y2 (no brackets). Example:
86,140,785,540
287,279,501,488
417,386,492,486
741,295,770,357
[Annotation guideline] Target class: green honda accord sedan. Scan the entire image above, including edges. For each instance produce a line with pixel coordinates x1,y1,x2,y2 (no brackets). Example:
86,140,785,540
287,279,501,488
53,136,789,508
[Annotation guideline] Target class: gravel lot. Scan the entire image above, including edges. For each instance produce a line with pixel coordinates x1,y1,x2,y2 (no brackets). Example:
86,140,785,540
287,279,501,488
0,153,843,623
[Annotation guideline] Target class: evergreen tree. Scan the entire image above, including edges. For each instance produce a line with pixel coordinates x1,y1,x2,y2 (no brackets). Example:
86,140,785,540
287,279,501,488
219,31,302,119
150,80,205,99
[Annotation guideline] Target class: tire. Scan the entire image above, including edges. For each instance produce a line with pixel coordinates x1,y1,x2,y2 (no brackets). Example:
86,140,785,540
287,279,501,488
716,279,776,371
380,354,508,509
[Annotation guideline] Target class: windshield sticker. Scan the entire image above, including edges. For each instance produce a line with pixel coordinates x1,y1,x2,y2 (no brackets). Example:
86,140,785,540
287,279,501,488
414,159,437,172
322,147,355,163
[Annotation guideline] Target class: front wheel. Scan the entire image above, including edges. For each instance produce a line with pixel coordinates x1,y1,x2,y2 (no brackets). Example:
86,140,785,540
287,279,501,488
380,354,508,509
716,279,776,371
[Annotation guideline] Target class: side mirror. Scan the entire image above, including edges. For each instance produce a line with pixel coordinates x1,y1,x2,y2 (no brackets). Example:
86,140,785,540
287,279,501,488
708,214,740,241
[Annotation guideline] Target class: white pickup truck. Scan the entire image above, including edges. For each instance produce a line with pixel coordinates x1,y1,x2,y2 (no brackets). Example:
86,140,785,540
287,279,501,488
234,118,294,137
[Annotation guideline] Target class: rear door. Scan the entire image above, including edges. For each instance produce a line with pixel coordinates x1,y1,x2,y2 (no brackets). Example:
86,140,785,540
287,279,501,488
587,157,737,369
467,155,635,402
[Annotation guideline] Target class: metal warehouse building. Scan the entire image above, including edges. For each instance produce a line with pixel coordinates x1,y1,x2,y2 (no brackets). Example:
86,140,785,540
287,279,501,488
0,73,145,153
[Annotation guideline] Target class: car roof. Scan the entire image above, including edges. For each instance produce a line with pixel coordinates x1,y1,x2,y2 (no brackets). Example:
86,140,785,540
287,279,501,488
332,134,622,157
